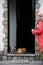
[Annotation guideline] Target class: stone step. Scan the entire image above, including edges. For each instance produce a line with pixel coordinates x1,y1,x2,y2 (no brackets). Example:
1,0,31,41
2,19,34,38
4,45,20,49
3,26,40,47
7,54,35,60
0,61,42,65
10,60,29,64
13,57,29,60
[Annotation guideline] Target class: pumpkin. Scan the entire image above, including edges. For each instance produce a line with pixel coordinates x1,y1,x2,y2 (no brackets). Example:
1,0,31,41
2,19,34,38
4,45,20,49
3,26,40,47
17,48,23,54
22,48,26,53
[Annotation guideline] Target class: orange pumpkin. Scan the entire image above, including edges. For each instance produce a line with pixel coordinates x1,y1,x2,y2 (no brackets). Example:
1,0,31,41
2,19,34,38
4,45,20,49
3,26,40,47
17,48,23,54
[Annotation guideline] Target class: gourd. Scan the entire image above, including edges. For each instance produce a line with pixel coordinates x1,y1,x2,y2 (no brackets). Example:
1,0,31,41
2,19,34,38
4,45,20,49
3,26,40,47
17,48,23,54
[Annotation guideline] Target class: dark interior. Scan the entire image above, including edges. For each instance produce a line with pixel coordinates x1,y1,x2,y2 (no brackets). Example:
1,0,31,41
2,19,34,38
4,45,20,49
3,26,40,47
8,0,35,53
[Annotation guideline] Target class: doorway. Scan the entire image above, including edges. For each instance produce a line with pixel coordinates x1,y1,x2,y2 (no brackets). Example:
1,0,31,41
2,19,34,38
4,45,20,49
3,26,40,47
8,0,35,53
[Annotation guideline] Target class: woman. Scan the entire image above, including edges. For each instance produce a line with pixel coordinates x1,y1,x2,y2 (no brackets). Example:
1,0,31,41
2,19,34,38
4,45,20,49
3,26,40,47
31,13,43,59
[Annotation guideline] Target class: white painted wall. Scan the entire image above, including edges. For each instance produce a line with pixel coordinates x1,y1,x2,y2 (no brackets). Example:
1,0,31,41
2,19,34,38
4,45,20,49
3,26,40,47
0,0,5,51
39,0,43,13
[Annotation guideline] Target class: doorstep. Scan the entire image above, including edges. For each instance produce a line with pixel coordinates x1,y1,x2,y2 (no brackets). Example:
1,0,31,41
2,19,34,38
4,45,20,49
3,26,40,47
7,53,35,61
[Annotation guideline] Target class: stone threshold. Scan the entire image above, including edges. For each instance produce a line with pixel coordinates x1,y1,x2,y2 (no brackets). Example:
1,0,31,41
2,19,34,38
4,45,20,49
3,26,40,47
7,54,35,60
0,53,35,57
7,53,35,57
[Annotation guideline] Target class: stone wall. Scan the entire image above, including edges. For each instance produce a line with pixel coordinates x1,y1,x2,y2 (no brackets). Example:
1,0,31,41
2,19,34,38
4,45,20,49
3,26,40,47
35,0,40,51
3,0,8,60
2,0,41,60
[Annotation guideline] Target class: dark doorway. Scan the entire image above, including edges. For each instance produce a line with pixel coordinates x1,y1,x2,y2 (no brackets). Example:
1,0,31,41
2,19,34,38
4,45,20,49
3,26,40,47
16,0,35,53
8,0,35,53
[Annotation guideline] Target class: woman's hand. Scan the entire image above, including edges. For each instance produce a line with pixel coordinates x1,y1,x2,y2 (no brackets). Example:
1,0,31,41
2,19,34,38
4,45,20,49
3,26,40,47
31,29,35,34
31,29,34,31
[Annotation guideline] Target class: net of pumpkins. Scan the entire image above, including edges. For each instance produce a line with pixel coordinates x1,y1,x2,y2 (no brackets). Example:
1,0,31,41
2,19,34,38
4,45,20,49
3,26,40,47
16,48,27,54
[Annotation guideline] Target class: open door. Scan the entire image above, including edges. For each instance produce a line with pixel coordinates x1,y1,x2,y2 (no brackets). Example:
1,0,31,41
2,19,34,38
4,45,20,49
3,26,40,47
8,0,35,53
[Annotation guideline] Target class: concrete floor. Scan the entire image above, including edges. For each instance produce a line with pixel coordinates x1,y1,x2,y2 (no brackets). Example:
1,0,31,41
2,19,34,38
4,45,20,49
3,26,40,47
0,61,43,65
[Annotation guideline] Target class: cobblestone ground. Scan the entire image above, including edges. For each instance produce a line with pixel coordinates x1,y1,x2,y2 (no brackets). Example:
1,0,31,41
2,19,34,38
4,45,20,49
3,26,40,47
0,61,43,65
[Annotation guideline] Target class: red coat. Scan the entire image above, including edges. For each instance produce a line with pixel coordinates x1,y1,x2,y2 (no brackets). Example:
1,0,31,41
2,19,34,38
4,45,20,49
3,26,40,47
32,20,43,52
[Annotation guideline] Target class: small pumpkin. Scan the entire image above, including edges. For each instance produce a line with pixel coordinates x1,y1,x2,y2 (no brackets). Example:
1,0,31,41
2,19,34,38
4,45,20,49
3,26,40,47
17,48,23,54
22,48,26,53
